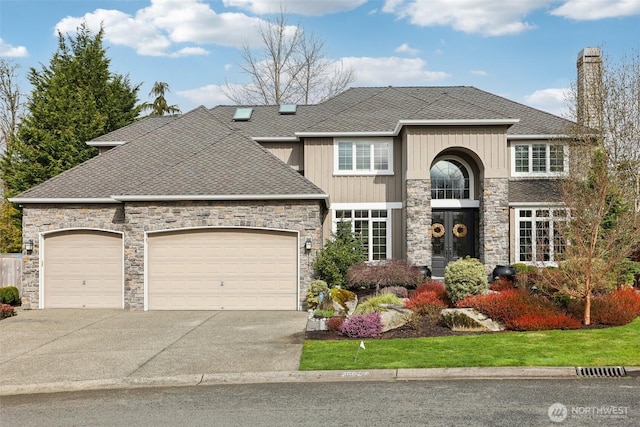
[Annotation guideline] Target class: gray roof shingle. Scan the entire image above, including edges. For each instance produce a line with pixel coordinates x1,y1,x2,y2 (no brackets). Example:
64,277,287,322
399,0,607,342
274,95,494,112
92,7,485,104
15,107,326,201
509,179,562,204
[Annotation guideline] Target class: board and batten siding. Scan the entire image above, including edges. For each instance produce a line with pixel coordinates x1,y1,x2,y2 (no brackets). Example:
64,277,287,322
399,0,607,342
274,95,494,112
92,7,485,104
405,126,509,179
260,141,304,171
303,137,403,204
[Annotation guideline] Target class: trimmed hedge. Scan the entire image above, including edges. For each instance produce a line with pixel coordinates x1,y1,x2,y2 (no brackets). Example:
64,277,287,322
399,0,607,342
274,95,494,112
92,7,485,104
0,286,20,306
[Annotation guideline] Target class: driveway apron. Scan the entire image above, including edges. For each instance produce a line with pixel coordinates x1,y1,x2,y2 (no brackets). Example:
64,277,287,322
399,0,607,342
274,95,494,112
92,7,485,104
0,310,308,388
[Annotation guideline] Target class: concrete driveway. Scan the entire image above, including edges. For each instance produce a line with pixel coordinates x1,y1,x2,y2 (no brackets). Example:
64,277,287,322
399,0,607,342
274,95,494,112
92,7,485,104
0,309,308,390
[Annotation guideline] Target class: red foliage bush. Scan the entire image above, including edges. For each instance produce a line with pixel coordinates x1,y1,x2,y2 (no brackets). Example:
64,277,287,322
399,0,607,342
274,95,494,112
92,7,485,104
0,303,16,319
570,287,640,326
456,289,580,331
507,312,581,331
490,277,515,292
327,316,344,332
406,291,448,317
414,280,448,304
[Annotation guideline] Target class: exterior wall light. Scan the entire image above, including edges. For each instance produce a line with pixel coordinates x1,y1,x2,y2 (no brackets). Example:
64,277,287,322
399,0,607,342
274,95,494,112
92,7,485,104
25,239,34,254
305,237,312,251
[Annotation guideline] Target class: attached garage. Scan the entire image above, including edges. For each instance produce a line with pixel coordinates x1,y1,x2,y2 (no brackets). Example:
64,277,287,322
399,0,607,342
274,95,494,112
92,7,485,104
146,228,298,310
43,230,123,309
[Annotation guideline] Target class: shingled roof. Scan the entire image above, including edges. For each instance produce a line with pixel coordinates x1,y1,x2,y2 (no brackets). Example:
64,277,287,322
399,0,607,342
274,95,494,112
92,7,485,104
12,107,327,202
209,86,574,137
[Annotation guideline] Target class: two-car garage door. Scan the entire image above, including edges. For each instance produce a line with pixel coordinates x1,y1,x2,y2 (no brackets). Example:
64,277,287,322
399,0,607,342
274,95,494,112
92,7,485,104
42,228,298,310
147,228,298,310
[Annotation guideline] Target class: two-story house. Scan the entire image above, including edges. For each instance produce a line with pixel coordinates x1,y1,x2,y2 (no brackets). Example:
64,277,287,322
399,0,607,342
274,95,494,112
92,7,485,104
11,49,600,311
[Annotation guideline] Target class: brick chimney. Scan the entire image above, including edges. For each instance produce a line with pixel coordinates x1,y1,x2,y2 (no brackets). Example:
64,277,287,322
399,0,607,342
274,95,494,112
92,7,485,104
576,47,602,129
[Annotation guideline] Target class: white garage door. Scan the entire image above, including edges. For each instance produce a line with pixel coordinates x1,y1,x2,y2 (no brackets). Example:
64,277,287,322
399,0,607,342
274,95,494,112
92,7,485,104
147,228,298,310
43,230,123,308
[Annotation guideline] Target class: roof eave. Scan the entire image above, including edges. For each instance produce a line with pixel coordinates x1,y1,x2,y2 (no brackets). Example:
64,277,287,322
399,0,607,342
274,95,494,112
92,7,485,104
111,194,330,203
86,141,127,147
508,134,571,140
8,197,121,204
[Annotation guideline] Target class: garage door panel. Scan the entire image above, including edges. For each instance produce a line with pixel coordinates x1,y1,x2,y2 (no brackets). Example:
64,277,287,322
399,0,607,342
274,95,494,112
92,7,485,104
44,230,123,309
148,229,297,310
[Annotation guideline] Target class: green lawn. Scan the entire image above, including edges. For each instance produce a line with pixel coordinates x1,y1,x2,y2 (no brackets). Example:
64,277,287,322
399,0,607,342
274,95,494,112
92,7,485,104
299,318,640,370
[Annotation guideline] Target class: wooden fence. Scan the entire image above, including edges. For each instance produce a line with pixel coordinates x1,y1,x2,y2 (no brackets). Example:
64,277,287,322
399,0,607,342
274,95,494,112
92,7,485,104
0,254,22,292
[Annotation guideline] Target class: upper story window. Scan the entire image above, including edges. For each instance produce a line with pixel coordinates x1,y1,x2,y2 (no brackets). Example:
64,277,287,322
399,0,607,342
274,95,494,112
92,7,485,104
430,159,471,200
512,143,567,176
334,138,393,175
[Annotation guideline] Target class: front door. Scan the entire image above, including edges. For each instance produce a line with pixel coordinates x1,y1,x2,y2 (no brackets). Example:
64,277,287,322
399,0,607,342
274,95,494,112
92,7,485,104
431,209,477,277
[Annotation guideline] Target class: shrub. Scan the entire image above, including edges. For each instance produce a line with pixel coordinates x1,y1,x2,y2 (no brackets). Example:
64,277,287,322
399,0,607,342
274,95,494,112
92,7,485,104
0,286,20,306
610,259,640,287
379,286,409,299
489,277,515,292
507,312,581,331
415,280,447,299
339,312,383,338
313,307,335,318
327,316,344,332
406,291,447,320
511,263,537,274
312,221,367,288
568,287,640,326
456,288,580,331
354,294,403,315
0,303,16,319
444,257,488,303
305,280,330,310
347,259,424,291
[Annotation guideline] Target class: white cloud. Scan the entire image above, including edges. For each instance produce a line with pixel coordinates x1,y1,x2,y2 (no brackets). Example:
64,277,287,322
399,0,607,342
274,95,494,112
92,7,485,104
395,43,420,55
342,56,450,85
0,38,28,57
177,84,233,107
470,69,488,76
382,0,549,35
524,87,571,117
551,0,640,20
222,0,367,15
54,0,269,57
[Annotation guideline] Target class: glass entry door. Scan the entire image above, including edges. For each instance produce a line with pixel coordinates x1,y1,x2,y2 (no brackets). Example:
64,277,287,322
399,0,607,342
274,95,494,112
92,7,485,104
431,209,477,277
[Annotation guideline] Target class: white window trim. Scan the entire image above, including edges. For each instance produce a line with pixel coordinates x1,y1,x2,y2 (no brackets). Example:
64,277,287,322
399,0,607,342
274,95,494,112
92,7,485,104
331,203,401,261
333,137,394,176
514,207,567,266
510,143,569,177
429,155,476,204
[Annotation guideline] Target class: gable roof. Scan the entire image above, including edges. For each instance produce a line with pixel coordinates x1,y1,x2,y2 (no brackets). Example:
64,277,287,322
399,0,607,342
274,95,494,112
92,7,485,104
87,115,179,147
209,86,573,138
11,107,327,203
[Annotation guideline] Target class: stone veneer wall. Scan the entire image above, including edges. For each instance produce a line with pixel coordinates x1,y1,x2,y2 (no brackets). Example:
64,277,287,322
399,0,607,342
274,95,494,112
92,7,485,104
21,204,126,309
21,200,323,310
480,178,510,274
405,179,431,266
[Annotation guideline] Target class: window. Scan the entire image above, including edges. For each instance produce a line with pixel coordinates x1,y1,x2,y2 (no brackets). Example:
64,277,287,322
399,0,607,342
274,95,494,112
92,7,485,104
512,143,566,175
516,208,566,264
334,209,390,261
335,139,393,175
430,159,470,200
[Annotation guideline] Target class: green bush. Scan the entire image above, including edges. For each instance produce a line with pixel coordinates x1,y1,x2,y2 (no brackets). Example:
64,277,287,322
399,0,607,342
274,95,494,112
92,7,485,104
511,263,537,274
444,257,488,304
305,280,330,310
0,286,20,306
610,259,640,286
312,221,367,288
354,294,404,315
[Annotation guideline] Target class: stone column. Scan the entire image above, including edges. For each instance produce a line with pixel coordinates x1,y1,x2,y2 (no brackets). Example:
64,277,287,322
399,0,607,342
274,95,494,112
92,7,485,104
405,179,431,266
481,178,510,274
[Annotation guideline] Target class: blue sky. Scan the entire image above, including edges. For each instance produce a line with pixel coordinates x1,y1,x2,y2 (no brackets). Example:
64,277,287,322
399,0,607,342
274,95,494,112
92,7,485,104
1,0,639,117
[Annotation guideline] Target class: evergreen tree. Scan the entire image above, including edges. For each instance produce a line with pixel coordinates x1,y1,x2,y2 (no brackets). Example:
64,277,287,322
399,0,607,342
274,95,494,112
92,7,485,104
141,81,181,116
0,22,141,196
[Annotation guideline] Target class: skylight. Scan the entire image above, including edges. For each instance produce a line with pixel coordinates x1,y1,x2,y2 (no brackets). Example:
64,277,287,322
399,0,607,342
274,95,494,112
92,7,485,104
279,104,297,115
233,107,253,121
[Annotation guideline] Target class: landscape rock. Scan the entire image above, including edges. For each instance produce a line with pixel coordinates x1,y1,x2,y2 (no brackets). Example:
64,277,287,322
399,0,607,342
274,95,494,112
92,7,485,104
441,308,505,332
379,305,413,332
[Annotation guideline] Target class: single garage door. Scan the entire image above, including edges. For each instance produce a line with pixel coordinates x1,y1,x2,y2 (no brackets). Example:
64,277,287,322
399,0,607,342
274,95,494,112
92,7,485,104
147,228,298,310
43,230,123,308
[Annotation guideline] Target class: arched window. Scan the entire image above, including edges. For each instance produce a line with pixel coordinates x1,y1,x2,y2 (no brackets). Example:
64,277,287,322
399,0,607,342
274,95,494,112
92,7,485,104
430,159,470,200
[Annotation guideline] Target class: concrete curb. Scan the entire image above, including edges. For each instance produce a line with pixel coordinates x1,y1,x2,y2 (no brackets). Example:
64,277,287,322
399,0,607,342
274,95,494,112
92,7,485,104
2,366,638,396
